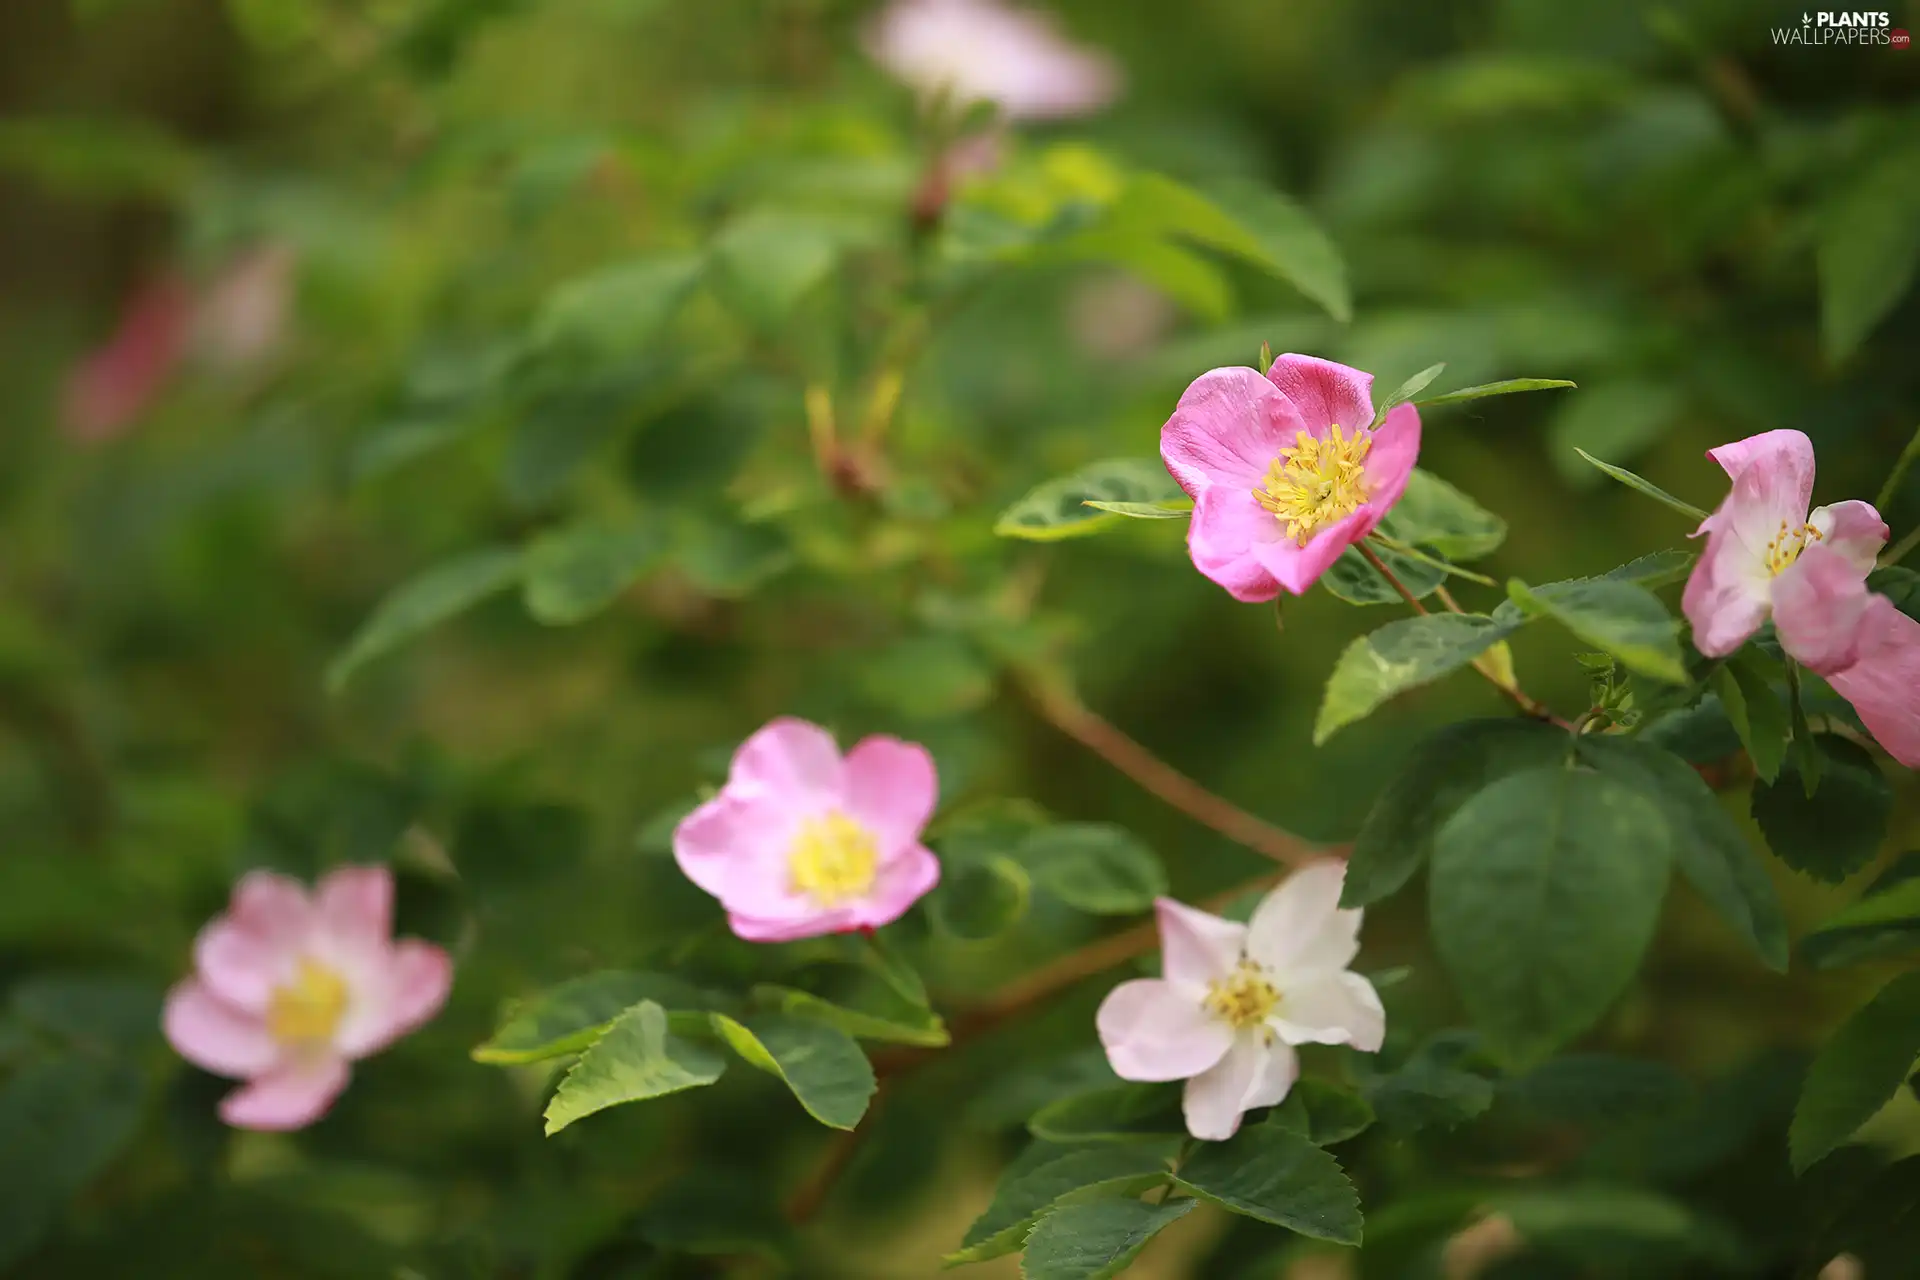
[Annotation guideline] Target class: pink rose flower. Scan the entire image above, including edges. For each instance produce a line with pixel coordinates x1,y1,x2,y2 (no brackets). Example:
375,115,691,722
163,866,453,1130
864,0,1121,122
1161,355,1423,601
61,274,193,443
1681,428,1918,766
1095,861,1385,1142
672,718,941,942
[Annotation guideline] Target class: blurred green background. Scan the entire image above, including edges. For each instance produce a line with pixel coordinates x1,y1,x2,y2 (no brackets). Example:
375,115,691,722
2,0,1918,1275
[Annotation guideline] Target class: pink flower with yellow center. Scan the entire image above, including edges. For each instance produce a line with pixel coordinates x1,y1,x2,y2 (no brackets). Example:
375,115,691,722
672,718,941,942
1160,355,1423,601
1683,428,1920,766
1095,861,1385,1142
163,865,453,1130
864,0,1120,122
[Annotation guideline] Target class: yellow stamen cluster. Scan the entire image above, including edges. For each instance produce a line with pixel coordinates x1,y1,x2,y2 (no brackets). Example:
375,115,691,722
788,810,880,906
1765,519,1824,576
1203,959,1280,1031
266,958,350,1045
1253,424,1374,544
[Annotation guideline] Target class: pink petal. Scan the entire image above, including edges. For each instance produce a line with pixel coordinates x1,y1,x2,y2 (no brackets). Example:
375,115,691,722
728,718,845,806
1357,403,1421,531
672,793,810,919
163,980,280,1077
1246,860,1361,977
1773,543,1871,675
229,870,314,938
315,865,392,948
1182,1035,1297,1141
841,736,939,849
1682,518,1774,658
1810,500,1890,574
727,909,847,943
1187,487,1285,602
849,841,942,929
60,275,192,443
1154,898,1246,992
1704,431,1815,554
1265,354,1375,436
336,939,453,1058
1271,972,1385,1051
1707,428,1816,491
193,918,286,1013
1096,978,1234,1082
1254,506,1375,596
1827,595,1920,768
218,1055,351,1131
1160,367,1306,496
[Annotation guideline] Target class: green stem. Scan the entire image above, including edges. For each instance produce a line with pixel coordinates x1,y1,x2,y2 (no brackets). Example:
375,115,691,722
1874,422,1920,512
1366,533,1498,587
1881,523,1920,569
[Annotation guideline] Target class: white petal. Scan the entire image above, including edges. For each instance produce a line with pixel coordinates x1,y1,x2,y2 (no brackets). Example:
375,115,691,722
1246,860,1360,976
1155,897,1246,992
1271,972,1385,1052
1096,979,1233,1082
1182,1035,1298,1142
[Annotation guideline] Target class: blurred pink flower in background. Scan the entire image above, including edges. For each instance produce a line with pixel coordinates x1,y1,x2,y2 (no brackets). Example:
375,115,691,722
164,865,453,1130
1161,355,1423,601
1682,428,1919,765
865,0,1121,121
61,243,297,443
673,717,941,941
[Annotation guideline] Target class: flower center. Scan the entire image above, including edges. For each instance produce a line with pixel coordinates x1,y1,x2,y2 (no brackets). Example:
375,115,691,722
1203,959,1280,1031
1764,519,1823,576
788,810,880,907
265,958,349,1045
1252,425,1374,545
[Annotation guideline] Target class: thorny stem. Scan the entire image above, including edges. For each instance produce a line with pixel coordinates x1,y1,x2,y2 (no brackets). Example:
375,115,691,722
1020,676,1328,869
1362,546,1571,729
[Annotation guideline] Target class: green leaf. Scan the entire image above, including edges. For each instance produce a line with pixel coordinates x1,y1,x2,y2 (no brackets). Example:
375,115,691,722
1387,469,1508,560
1711,649,1790,783
858,929,930,1009
1264,1078,1376,1146
946,1142,1177,1265
1804,854,1920,970
1173,1125,1363,1244
634,1176,792,1263
1787,664,1824,797
0,114,202,201
1344,718,1571,908
1505,576,1687,683
1320,541,1446,606
1430,764,1673,1063
1079,499,1193,519
543,1001,727,1135
1313,613,1520,744
673,518,793,598
1200,181,1352,321
1571,448,1710,522
750,986,949,1049
1751,734,1891,883
326,547,524,692
1361,1032,1496,1134
930,855,1031,940
1819,145,1920,362
1791,971,1920,1172
1015,823,1167,915
1575,735,1788,972
1499,1053,1691,1128
503,368,658,507
708,211,849,327
1019,1198,1195,1280
1373,362,1446,426
536,252,704,353
1604,549,1695,589
995,460,1185,541
710,1013,876,1130
7,974,160,1053
857,634,995,719
1548,382,1683,487
521,521,665,626
1028,1084,1184,1144
0,1055,147,1268
1497,1184,1738,1264
474,972,713,1065
1414,377,1576,409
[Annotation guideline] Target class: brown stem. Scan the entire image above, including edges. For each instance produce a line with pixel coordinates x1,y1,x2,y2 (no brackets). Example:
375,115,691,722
1359,542,1429,613
1021,678,1326,869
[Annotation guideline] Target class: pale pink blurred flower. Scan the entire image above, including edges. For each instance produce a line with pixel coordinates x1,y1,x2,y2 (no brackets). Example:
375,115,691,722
865,0,1121,122
60,275,193,443
1096,861,1385,1142
193,243,297,372
1681,428,1918,765
163,865,453,1130
1161,355,1423,601
672,718,941,941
